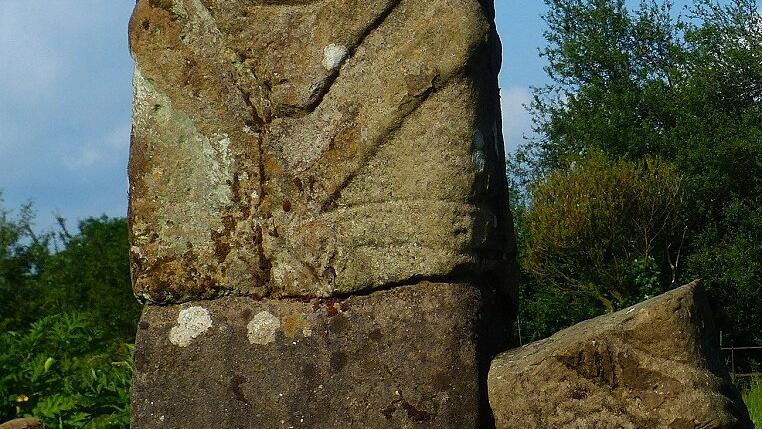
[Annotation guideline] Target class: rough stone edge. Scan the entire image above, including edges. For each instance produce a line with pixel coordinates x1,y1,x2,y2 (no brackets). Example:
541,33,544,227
487,280,754,428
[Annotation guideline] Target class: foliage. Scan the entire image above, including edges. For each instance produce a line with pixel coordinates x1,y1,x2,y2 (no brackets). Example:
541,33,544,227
0,194,137,427
0,199,52,332
511,0,762,348
688,201,762,345
0,313,132,428
0,199,139,341
744,378,762,428
523,154,684,312
39,217,138,341
516,271,602,343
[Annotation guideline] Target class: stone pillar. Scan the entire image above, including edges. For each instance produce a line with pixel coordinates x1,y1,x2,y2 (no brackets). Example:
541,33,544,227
128,0,517,427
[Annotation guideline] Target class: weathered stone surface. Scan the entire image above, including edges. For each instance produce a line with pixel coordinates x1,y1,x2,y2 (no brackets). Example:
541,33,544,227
132,282,510,428
488,281,753,429
127,0,516,304
0,418,44,429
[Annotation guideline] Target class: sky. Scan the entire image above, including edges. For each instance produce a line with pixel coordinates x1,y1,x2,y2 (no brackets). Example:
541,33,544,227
0,2,136,230
497,0,551,155
0,0,582,230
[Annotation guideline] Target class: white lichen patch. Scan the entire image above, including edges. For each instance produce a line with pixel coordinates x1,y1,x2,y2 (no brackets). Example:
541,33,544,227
322,44,348,70
247,311,281,345
132,72,235,254
472,150,487,173
215,134,233,167
189,0,213,21
130,245,144,258
202,134,234,188
169,306,213,347
131,68,153,128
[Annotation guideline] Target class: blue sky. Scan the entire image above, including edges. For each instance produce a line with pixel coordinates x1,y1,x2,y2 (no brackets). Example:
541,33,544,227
0,0,674,230
498,0,550,157
1,2,136,230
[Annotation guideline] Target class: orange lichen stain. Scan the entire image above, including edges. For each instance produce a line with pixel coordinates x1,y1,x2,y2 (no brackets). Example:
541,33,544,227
308,298,350,317
281,313,306,339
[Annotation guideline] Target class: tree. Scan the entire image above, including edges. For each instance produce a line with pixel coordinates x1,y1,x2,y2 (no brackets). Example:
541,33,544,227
0,196,51,332
520,0,683,176
512,0,762,346
0,200,139,342
39,217,139,341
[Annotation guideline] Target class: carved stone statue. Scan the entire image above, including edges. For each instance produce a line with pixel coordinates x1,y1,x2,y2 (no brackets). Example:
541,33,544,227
129,0,516,303
128,0,517,427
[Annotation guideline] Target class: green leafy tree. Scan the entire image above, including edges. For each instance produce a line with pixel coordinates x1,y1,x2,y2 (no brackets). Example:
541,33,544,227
512,0,762,347
0,197,51,332
39,217,139,341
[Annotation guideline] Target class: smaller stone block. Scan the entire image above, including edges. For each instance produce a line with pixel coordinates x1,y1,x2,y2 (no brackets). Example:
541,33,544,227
488,281,753,429
132,282,509,428
0,418,44,429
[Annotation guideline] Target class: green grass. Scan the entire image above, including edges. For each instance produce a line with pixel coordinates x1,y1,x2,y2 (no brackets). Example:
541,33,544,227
744,378,762,428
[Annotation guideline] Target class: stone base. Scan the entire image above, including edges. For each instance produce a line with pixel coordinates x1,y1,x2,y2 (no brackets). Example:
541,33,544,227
132,282,509,428
488,281,753,429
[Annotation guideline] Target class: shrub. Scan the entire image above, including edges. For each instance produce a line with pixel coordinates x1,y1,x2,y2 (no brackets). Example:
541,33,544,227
523,154,685,313
0,313,132,428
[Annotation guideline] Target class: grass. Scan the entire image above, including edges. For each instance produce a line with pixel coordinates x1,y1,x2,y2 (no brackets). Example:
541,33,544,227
744,378,762,428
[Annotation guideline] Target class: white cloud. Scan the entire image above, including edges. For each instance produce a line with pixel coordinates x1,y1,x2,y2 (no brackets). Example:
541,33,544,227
106,122,132,149
63,147,103,170
500,86,534,152
62,121,131,171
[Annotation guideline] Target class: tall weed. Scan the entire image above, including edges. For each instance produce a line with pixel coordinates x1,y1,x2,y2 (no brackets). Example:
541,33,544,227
744,378,762,428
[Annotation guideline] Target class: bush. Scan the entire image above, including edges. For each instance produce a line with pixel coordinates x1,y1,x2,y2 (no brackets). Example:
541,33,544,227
0,313,132,428
523,154,685,313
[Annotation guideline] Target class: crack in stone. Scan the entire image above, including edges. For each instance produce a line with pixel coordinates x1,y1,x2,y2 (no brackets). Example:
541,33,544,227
184,1,278,294
278,273,477,301
300,0,403,115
